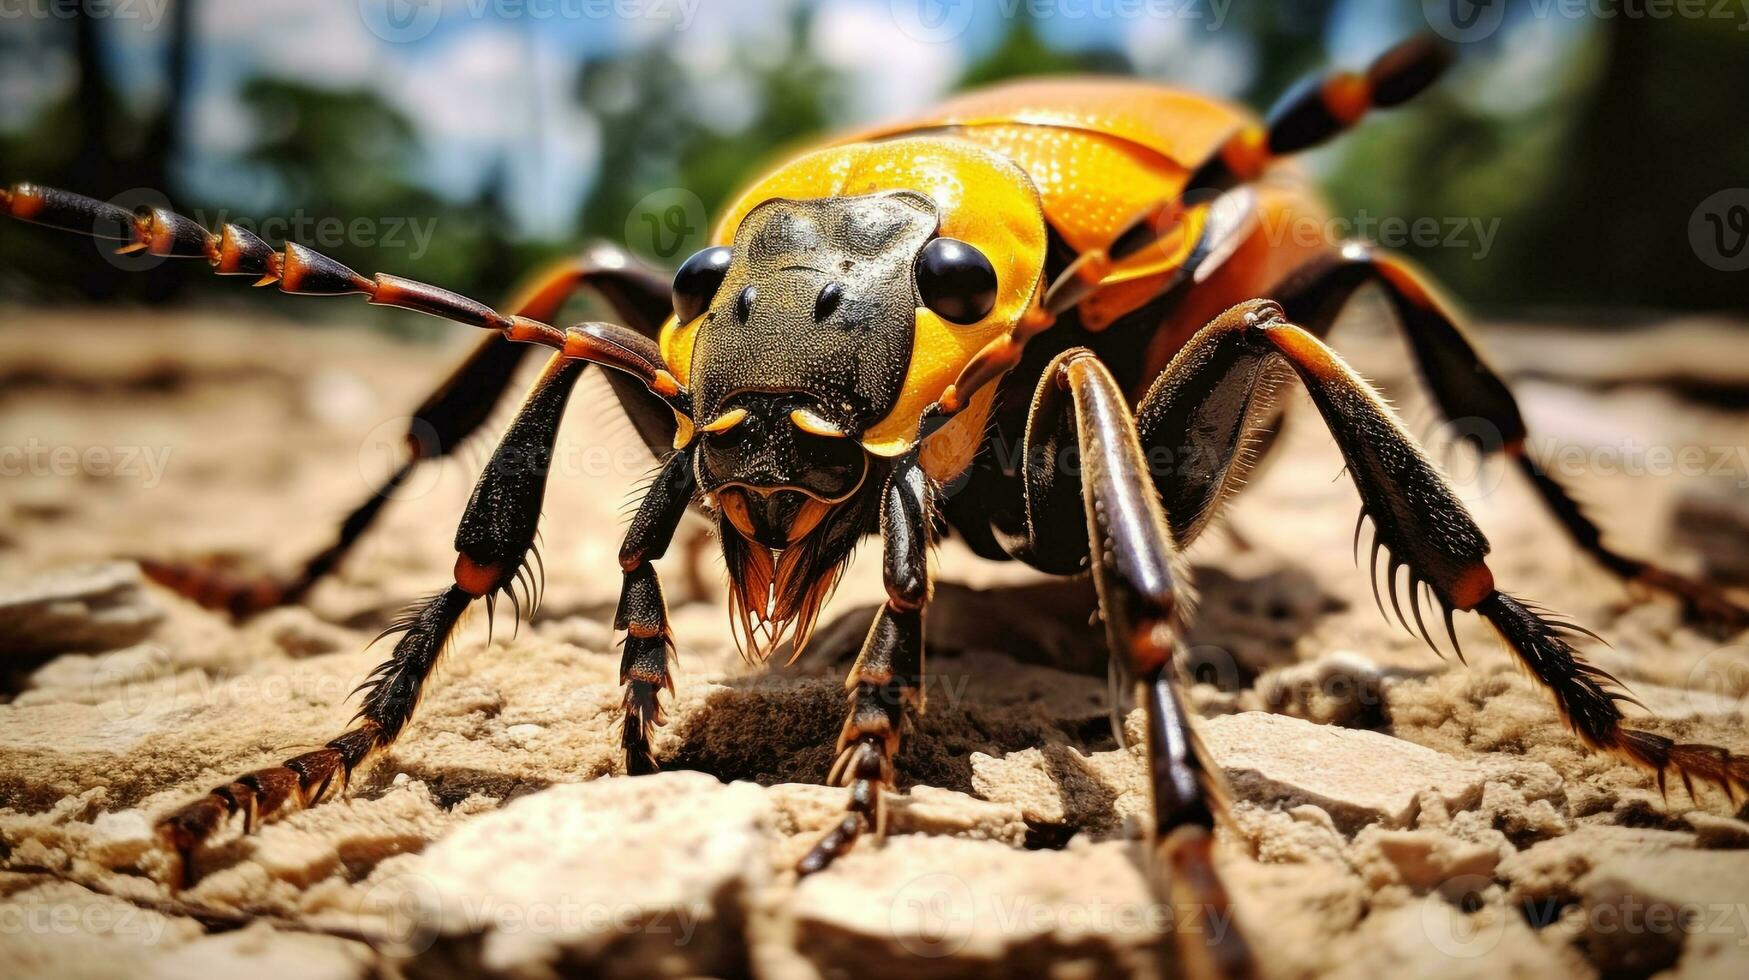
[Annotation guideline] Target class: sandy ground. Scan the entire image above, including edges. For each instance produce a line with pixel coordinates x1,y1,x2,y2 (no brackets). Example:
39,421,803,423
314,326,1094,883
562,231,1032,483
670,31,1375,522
0,306,1747,979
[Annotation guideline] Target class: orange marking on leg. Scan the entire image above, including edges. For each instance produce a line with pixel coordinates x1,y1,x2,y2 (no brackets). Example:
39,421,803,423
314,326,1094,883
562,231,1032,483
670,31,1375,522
1222,124,1269,178
1376,258,1434,308
453,554,504,597
6,183,43,219
1322,72,1372,125
506,316,567,347
1449,564,1496,611
1264,322,1345,382
1128,618,1174,677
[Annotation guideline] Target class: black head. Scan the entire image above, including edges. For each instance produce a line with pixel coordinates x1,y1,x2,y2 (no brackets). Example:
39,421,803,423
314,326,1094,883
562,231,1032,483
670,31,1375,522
672,191,1003,521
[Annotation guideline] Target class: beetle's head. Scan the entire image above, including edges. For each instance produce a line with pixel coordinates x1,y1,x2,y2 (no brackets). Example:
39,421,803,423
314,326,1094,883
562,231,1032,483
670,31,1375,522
657,139,1046,658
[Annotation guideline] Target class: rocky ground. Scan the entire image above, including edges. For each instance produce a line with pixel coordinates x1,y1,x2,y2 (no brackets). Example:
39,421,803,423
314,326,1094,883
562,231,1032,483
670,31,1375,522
1,306,1747,979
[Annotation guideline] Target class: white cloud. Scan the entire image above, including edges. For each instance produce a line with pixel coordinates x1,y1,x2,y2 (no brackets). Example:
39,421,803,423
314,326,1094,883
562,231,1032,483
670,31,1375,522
1123,15,1254,99
198,0,384,89
811,0,960,122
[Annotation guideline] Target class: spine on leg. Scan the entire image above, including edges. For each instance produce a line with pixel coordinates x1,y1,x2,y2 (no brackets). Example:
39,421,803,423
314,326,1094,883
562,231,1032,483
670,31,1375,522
156,585,473,885
1476,591,1749,800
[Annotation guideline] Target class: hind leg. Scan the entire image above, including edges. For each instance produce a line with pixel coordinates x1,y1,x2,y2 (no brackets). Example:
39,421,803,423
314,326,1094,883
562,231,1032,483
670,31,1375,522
1273,243,1748,628
1136,300,1748,802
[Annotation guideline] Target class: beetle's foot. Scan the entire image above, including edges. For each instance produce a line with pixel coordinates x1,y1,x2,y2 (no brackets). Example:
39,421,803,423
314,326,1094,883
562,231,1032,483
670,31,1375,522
138,556,300,619
797,735,892,875
1633,567,1749,634
620,678,668,776
155,741,359,888
1153,825,1258,980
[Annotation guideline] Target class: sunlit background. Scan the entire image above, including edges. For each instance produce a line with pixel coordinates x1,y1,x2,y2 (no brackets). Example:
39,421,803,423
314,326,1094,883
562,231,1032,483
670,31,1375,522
2,0,1747,326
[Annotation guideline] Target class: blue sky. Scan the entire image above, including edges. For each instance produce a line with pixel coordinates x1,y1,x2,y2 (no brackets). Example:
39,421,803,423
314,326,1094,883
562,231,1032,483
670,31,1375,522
0,0,1572,237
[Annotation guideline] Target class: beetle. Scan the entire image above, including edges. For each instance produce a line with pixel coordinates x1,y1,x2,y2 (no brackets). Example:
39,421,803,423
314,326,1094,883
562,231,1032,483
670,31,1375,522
5,35,1746,978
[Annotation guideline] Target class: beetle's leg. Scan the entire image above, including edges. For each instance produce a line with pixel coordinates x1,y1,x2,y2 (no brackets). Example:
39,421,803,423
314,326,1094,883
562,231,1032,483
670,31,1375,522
1184,35,1451,200
1271,243,1748,628
1140,300,1749,805
154,330,684,886
144,245,676,618
157,352,583,885
1052,33,1451,298
986,350,1255,980
615,446,696,775
797,453,931,874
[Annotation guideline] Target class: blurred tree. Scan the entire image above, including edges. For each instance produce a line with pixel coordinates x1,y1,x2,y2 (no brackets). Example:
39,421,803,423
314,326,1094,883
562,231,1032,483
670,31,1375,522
574,7,842,262
0,0,195,301
1324,10,1749,315
1224,0,1337,104
954,14,1128,88
232,78,517,331
1512,15,1749,313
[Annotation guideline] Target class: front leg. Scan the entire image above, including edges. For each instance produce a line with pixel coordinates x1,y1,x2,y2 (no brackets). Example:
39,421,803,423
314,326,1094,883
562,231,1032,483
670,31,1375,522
157,352,588,885
615,446,696,775
798,453,930,873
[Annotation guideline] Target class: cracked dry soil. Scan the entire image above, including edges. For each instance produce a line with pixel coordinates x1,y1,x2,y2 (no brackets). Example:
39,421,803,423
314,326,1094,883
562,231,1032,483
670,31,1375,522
1,309,1747,979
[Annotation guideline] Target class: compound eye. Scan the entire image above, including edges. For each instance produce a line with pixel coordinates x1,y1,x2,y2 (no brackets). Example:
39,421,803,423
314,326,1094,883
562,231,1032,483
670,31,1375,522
672,245,733,323
915,237,997,325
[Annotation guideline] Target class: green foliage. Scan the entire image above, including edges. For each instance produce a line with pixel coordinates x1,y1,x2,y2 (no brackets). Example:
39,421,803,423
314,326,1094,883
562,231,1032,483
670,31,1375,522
3,4,1746,318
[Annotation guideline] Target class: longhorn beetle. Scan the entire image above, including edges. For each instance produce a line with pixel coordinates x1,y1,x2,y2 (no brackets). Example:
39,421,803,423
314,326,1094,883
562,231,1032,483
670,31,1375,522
5,36,1746,979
